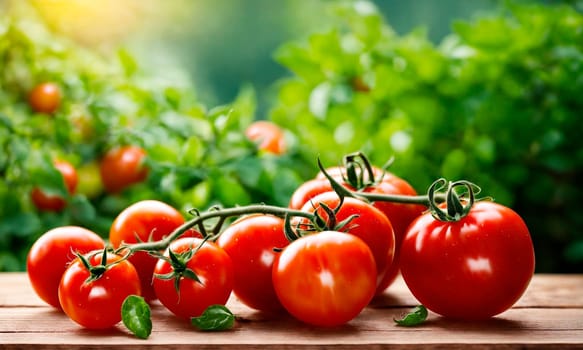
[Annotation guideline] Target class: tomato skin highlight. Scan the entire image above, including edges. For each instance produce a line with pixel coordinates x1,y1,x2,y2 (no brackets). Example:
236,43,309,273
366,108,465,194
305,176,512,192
58,251,141,329
99,146,148,194
26,226,105,309
153,237,234,320
400,201,535,320
217,215,289,312
272,231,377,327
300,192,395,294
31,159,78,212
109,200,198,301
28,82,61,114
245,120,287,155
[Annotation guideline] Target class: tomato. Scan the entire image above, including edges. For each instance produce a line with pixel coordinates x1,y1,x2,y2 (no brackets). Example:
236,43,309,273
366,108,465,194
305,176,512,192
28,82,61,114
26,226,105,309
58,250,141,329
31,159,78,212
400,201,535,320
109,200,198,301
299,192,395,294
291,168,424,293
272,231,377,326
217,215,289,312
245,120,287,155
153,237,234,320
365,179,426,293
99,146,148,194
75,161,103,199
288,178,339,210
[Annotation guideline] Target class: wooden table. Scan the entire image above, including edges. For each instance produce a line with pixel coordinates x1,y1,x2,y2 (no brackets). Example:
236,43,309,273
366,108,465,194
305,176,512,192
0,273,582,349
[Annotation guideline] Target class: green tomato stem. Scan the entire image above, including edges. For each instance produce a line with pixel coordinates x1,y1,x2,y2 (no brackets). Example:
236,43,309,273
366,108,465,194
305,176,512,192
125,204,316,253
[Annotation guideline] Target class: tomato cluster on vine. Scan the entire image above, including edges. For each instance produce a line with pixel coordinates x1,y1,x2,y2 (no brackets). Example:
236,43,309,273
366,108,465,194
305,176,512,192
25,153,536,337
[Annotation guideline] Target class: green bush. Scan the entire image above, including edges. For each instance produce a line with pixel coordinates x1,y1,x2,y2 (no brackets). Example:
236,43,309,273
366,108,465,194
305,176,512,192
0,11,304,271
270,1,583,272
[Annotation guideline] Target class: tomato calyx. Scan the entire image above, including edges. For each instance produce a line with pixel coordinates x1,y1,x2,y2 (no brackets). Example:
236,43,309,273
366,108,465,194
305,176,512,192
283,197,360,243
153,238,207,293
76,248,115,283
427,178,485,222
341,151,393,190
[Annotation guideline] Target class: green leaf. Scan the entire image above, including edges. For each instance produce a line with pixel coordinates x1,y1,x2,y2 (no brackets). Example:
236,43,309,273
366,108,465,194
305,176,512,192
191,305,235,331
118,49,138,77
0,212,42,238
394,305,428,327
309,82,332,119
121,295,152,339
274,43,324,83
564,240,583,263
181,136,204,165
212,174,252,207
69,195,97,224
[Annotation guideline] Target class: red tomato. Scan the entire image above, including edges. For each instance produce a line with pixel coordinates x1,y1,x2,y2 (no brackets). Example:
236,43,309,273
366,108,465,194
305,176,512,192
288,178,338,210
27,226,105,309
366,179,426,293
217,215,289,312
99,146,148,194
400,201,535,320
245,120,287,155
272,231,377,326
31,159,78,212
291,169,424,293
109,200,198,301
153,237,234,320
299,192,395,294
58,250,141,329
28,82,61,114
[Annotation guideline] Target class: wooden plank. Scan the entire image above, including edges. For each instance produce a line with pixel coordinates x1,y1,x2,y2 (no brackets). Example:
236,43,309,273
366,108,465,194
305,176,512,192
0,307,582,349
0,273,582,349
4,273,583,308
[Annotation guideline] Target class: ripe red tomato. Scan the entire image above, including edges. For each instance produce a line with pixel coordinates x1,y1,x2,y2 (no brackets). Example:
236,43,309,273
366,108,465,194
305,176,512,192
58,250,141,329
31,159,78,212
245,120,287,155
272,231,377,326
27,226,105,309
291,168,424,293
28,82,61,114
99,146,148,194
299,192,395,294
153,237,234,320
288,178,339,210
400,201,535,320
365,179,426,293
217,215,289,312
109,200,198,301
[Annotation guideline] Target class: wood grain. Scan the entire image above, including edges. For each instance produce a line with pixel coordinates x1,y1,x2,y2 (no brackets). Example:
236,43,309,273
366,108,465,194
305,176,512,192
1,273,582,349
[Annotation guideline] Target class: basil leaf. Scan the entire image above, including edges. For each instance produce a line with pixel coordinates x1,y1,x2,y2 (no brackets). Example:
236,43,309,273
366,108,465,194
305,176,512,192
394,305,428,327
121,295,152,339
191,305,235,331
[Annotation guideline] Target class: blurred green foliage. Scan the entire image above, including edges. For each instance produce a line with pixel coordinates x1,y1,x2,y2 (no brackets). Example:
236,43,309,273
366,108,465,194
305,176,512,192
129,0,497,112
270,1,583,272
0,9,304,271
